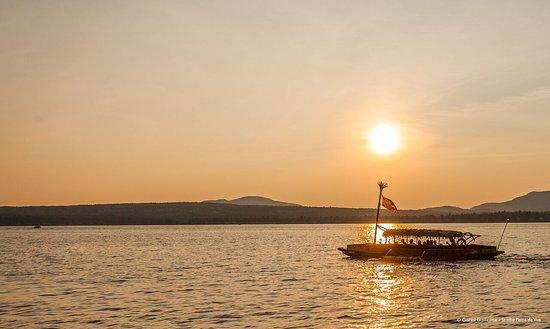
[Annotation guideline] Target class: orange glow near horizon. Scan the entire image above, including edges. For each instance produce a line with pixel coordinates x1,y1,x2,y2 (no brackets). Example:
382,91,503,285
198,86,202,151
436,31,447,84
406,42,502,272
1,2,550,208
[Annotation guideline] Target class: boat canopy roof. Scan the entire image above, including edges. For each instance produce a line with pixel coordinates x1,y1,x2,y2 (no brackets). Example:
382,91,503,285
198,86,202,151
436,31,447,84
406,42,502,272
382,229,463,238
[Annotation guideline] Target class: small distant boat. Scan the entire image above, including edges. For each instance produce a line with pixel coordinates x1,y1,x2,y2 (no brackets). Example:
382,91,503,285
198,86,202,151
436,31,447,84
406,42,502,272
33,225,41,229
338,228,504,261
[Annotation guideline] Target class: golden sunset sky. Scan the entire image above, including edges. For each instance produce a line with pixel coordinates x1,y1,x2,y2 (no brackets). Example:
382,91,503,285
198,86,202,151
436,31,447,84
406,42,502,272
1,1,549,208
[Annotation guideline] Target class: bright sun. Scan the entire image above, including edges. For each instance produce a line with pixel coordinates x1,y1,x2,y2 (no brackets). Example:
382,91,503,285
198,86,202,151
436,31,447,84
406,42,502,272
368,123,400,155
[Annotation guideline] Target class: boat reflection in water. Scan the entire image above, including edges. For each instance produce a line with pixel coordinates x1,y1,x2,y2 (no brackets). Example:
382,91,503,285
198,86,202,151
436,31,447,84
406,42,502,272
339,225,504,261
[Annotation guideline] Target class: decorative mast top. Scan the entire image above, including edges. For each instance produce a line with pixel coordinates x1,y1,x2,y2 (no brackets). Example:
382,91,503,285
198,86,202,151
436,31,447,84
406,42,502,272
373,181,397,243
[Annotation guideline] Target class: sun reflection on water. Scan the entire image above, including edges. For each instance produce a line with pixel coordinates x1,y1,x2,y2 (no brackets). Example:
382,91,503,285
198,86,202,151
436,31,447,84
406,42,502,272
345,261,410,328
356,223,400,243
347,223,423,328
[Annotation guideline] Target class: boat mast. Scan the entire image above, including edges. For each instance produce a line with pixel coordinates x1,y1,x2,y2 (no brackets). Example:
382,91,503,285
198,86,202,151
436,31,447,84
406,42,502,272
497,218,510,251
373,181,387,244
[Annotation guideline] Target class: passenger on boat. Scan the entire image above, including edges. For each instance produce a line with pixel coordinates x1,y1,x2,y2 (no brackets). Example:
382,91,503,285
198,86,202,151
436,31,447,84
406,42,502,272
409,239,414,244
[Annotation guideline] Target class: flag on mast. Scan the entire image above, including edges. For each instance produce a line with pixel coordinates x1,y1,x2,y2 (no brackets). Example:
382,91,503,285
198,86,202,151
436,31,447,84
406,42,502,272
382,195,397,211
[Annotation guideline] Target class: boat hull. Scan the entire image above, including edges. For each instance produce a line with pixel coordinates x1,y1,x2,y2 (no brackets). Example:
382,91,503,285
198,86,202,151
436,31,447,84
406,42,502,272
338,243,504,261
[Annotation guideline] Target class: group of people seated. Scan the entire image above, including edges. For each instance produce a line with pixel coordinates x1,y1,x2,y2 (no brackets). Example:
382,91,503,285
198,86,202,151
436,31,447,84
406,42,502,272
398,238,441,246
381,237,459,246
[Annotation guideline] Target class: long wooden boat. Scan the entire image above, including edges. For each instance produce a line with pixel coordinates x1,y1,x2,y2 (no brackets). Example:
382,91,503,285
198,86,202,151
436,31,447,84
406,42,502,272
338,228,504,261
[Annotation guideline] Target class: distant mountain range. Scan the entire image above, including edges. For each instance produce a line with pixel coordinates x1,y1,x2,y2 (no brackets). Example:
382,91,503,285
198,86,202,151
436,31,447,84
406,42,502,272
202,191,550,213
418,191,550,213
0,191,548,226
470,191,550,212
203,196,300,207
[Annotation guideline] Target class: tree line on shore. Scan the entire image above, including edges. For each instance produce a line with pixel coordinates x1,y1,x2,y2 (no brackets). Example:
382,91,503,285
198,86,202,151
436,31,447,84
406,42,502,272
0,202,548,225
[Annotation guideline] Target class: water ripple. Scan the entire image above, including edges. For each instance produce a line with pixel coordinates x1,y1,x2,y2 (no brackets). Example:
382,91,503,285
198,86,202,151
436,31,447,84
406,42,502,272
0,223,548,328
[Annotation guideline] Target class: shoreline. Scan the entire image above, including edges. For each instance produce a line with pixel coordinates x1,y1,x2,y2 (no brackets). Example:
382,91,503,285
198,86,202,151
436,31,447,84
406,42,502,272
2,219,549,227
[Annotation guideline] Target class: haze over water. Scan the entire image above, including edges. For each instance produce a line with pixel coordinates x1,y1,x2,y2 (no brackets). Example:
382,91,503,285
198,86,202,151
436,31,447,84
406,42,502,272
1,223,547,328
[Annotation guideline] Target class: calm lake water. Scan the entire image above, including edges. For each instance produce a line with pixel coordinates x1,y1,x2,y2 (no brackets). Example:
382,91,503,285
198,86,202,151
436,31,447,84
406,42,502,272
0,223,548,328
